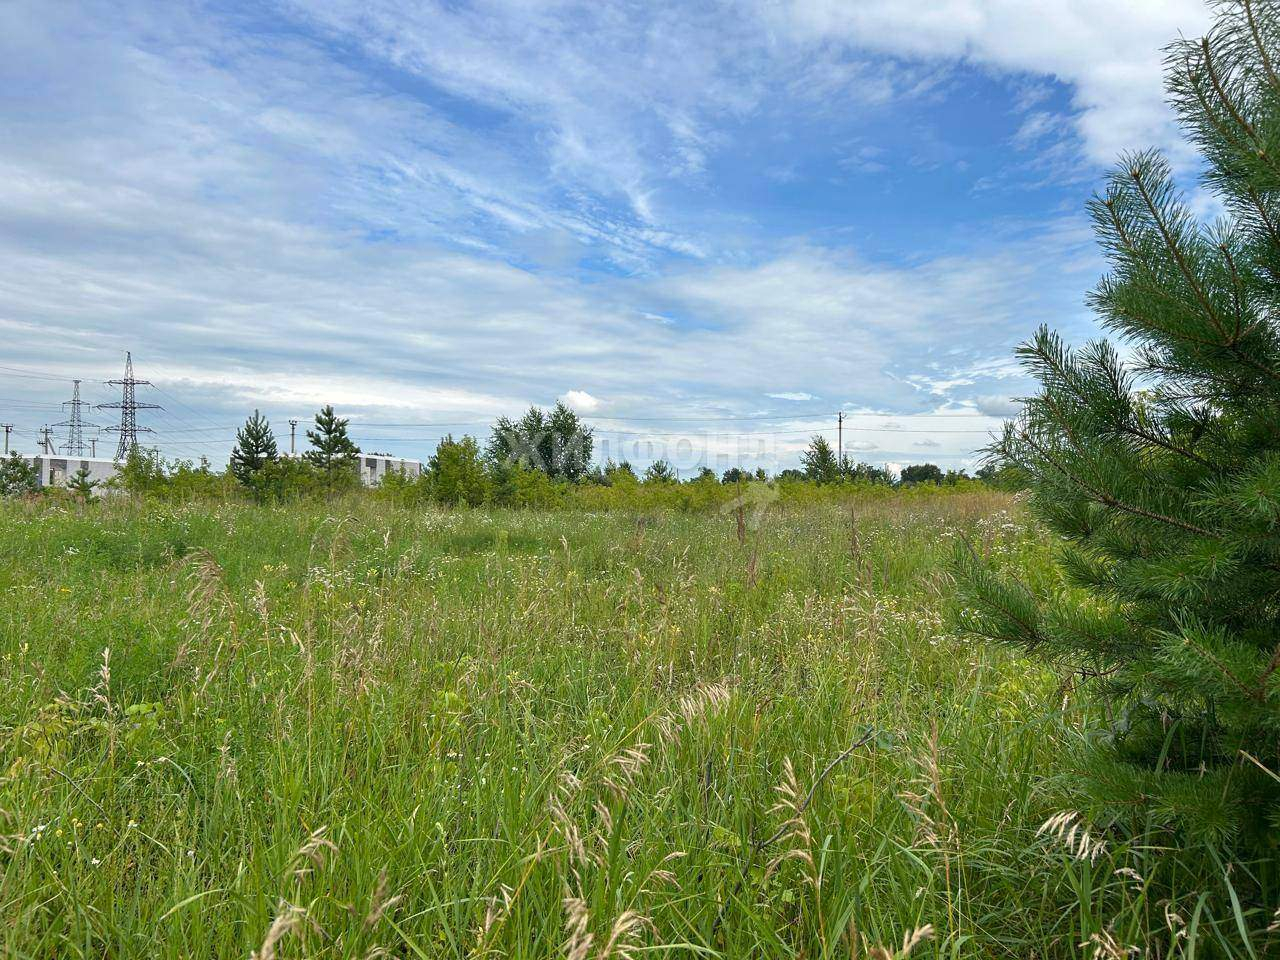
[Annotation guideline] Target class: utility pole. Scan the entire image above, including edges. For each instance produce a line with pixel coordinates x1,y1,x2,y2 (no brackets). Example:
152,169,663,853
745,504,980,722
89,438,97,457
97,352,162,460
1,424,11,455
54,379,99,456
289,418,298,455
39,426,54,454
837,411,844,469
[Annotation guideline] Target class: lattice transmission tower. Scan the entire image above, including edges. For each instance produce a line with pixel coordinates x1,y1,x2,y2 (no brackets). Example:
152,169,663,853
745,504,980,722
53,379,100,457
97,352,162,460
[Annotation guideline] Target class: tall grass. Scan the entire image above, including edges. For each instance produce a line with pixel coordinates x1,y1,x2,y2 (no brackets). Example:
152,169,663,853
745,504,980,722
0,492,1268,956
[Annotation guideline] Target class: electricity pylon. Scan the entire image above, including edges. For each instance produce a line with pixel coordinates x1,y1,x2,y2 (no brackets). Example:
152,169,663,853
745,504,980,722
97,352,162,461
53,379,99,456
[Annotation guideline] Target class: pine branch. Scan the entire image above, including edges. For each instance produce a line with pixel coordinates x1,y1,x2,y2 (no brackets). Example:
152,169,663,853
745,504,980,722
1127,162,1232,342
1254,641,1280,700
1201,37,1263,147
1182,48,1259,165
1020,430,1218,538
1244,0,1280,94
1128,166,1280,385
1245,185,1280,250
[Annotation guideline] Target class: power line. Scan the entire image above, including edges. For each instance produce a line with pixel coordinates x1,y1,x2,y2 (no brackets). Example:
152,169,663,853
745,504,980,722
148,382,243,434
0,363,88,383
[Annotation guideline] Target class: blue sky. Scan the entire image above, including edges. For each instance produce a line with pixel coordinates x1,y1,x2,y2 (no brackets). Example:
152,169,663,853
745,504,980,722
0,0,1213,472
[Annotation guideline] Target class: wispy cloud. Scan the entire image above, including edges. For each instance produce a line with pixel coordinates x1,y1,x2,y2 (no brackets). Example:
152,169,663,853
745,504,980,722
766,0,1211,165
0,0,1204,470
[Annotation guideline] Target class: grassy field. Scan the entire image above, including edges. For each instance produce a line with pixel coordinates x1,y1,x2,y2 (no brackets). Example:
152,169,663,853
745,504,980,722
0,492,1255,957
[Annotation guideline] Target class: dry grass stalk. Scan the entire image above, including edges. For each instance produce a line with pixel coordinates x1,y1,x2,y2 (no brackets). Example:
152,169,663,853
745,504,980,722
216,730,239,786
601,742,651,799
591,799,614,837
251,578,271,634
92,646,113,718
1163,901,1187,942
549,794,591,869
289,826,338,882
1037,811,1106,863
477,882,515,948
251,899,306,960
596,909,652,960
655,681,732,746
900,728,955,852
363,867,402,929
642,850,685,893
176,548,238,662
678,681,731,727
1081,928,1139,959
563,895,594,960
866,924,934,960
562,894,652,960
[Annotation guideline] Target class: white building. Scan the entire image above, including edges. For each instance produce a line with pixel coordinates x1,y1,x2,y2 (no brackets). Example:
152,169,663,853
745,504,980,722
359,454,422,487
26,455,122,489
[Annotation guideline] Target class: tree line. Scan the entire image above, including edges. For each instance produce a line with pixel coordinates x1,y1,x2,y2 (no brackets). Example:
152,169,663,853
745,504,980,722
223,401,1008,504
0,399,1011,503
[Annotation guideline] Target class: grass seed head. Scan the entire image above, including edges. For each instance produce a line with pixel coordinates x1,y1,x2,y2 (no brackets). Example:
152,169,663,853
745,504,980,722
251,899,306,960
563,895,593,960
289,826,338,882
1037,811,1106,863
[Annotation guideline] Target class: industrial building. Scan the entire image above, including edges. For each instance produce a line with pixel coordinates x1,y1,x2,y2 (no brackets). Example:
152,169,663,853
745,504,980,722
25,455,122,490
359,454,422,487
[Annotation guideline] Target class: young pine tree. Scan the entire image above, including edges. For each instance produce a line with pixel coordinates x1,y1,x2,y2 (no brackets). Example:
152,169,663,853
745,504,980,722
229,409,278,485
305,405,360,485
642,459,676,484
956,1,1280,853
67,465,98,502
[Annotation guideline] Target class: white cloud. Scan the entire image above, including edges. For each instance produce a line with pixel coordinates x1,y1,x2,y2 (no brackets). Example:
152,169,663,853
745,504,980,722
764,0,1212,165
767,392,817,402
972,394,1022,417
278,0,948,229
0,214,1083,465
561,390,601,411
